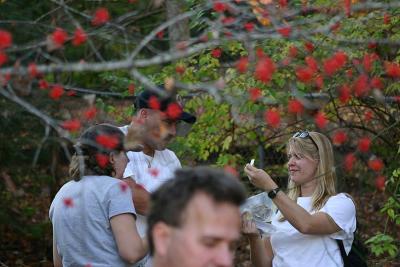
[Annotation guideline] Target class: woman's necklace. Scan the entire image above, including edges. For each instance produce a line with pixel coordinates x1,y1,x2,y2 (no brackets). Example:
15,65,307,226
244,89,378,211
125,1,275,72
145,151,155,168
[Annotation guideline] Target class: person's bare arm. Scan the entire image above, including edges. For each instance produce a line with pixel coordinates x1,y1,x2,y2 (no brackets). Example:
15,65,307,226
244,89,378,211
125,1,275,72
52,234,63,267
123,178,150,215
111,213,148,264
244,165,341,235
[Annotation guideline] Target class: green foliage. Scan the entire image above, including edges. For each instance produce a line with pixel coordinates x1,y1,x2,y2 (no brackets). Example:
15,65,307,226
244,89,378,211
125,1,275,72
366,233,398,258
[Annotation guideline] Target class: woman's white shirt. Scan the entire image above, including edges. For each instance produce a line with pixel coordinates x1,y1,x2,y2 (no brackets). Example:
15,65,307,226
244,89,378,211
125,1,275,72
270,193,356,267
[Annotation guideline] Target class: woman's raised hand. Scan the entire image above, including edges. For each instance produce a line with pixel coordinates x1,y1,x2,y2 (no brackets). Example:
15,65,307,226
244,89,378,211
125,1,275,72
244,164,277,191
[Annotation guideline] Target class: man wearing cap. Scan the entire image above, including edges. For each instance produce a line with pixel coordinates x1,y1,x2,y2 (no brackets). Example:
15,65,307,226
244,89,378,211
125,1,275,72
119,88,196,267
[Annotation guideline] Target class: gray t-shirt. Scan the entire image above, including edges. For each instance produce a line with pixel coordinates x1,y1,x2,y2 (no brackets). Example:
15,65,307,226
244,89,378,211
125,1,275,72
49,175,136,267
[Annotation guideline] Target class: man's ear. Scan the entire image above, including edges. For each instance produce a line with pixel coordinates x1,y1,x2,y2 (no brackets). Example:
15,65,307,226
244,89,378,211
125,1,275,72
109,152,115,164
138,108,148,119
152,222,173,256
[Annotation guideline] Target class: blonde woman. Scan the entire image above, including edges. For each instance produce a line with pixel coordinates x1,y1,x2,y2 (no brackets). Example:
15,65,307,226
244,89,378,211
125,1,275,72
243,131,356,267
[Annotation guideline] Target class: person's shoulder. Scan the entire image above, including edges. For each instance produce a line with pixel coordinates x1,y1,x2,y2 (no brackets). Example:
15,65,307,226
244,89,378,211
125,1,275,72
326,193,356,211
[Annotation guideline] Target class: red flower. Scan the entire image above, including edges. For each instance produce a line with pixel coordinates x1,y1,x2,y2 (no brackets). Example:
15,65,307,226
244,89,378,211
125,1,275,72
166,102,182,120
344,0,351,16
339,84,351,104
277,26,291,37
362,53,378,72
84,107,97,120
368,158,384,172
119,181,129,192
344,153,356,171
279,0,288,8
96,153,109,168
0,52,7,66
49,85,64,100
224,165,238,178
92,8,110,26
236,57,249,73
0,29,12,49
175,65,185,75
61,119,81,132
96,134,119,149
364,110,373,122
332,131,347,146
370,77,383,90
346,69,353,78
128,83,135,95
383,13,391,25
304,42,314,53
244,22,255,32
72,28,87,46
211,48,222,58
295,67,314,83
323,51,347,76
255,57,276,84
156,30,164,39
148,168,159,177
221,17,235,24
248,87,262,102
28,63,38,78
148,96,161,110
213,2,227,13
63,197,74,208
357,137,371,153
314,75,324,90
288,46,298,58
264,109,280,128
256,48,265,58
368,42,377,49
38,79,49,90
305,56,318,72
385,61,400,78
288,99,304,114
67,90,76,97
375,176,386,191
315,111,328,129
51,28,68,48
353,74,370,97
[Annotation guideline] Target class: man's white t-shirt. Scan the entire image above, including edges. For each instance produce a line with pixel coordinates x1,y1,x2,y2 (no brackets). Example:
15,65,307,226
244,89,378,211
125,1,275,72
270,193,356,267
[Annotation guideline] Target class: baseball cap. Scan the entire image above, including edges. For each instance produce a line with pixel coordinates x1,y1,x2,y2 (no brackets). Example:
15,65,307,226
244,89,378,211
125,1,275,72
135,88,196,124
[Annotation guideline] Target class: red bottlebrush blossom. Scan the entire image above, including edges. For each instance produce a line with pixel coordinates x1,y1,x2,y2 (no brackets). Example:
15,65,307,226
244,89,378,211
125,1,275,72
256,48,265,58
344,0,351,16
255,57,276,84
281,57,291,66
61,119,81,132
375,176,386,191
353,74,370,97
213,2,226,13
314,75,324,90
248,87,262,102
156,30,164,39
0,29,12,49
63,197,74,208
221,17,235,24
119,181,128,192
96,134,119,149
288,99,304,114
323,51,347,76
295,67,314,83
368,42,377,49
357,137,371,153
289,46,298,58
72,28,87,46
148,96,161,110
236,57,249,73
264,109,280,128
28,63,38,78
38,79,49,90
384,61,400,78
339,84,351,104
211,48,222,58
0,52,7,66
279,0,288,8
128,83,135,95
330,22,341,32
51,28,68,48
315,112,328,129
344,153,356,171
304,42,314,53
49,85,64,100
383,13,391,25
244,22,255,32
148,168,159,177
96,153,109,168
363,53,378,72
224,165,238,178
175,65,185,75
166,102,182,120
67,90,76,97
346,69,353,78
92,7,110,26
370,77,383,90
364,110,373,122
368,158,384,172
84,107,97,120
277,26,291,37
305,56,318,72
332,131,347,146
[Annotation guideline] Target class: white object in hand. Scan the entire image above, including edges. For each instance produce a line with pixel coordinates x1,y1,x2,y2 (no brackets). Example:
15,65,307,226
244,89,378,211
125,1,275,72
250,159,255,166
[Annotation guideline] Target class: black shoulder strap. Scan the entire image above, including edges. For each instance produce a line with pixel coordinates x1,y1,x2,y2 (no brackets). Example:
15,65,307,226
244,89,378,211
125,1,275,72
336,239,348,265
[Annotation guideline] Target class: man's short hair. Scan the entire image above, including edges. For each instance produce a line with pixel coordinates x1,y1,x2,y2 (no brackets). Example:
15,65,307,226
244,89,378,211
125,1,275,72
147,167,246,255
